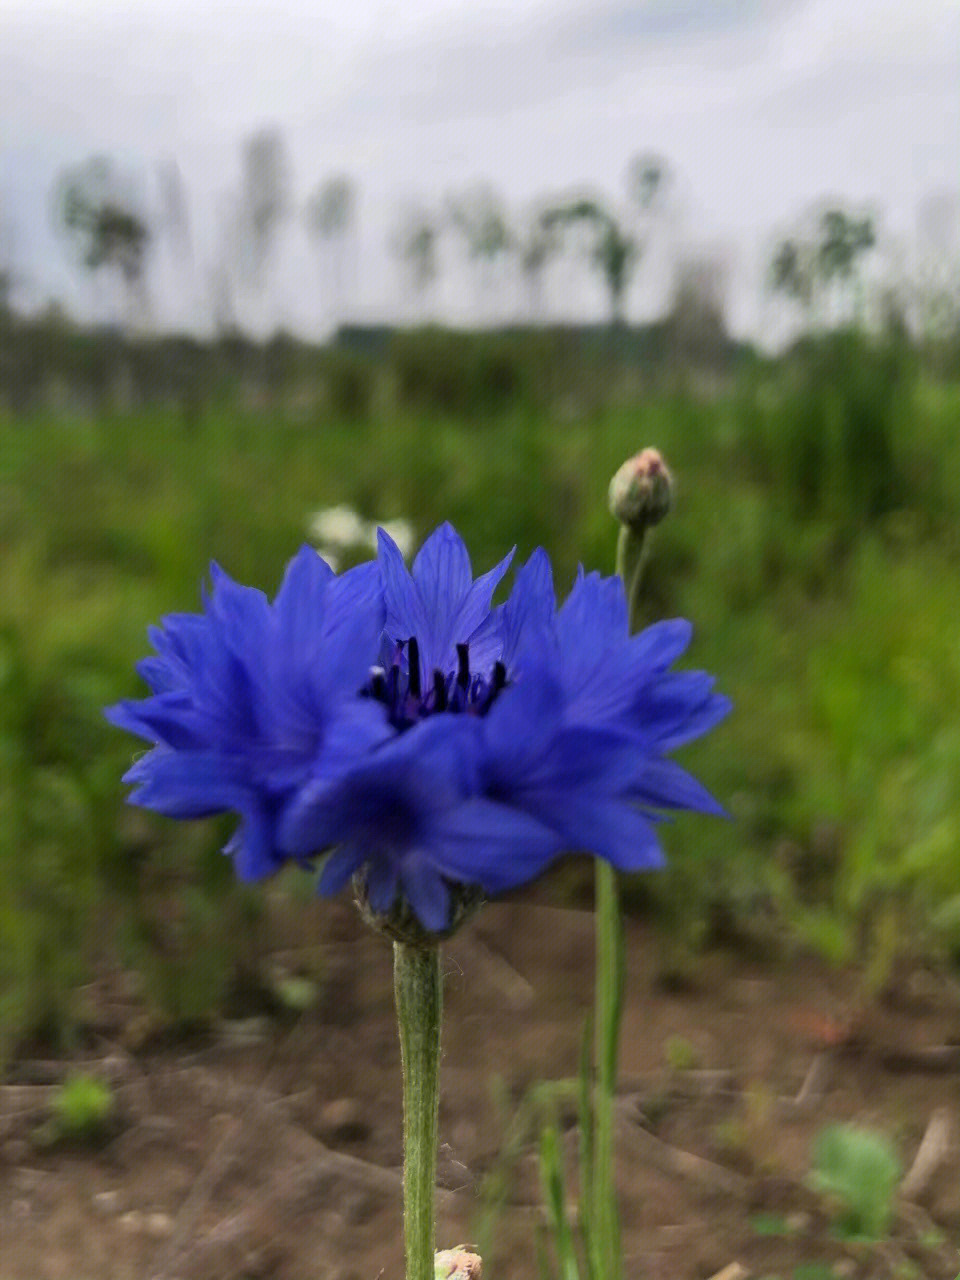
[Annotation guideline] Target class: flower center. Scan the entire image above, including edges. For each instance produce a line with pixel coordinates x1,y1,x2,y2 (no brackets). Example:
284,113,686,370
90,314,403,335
364,637,507,731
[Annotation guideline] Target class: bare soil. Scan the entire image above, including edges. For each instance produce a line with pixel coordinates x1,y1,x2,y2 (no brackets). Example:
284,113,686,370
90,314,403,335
3,892,960,1280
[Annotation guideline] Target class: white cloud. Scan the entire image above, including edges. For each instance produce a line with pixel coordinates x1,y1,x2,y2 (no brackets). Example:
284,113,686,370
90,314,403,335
0,0,956,332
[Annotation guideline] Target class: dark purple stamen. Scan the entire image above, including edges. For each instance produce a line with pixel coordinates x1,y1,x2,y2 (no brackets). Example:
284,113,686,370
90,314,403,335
433,669,448,711
366,636,508,729
456,643,470,690
406,637,421,699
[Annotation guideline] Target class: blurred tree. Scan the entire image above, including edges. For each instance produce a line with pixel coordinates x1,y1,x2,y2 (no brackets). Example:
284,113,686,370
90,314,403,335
666,252,729,369
516,206,561,323
53,155,151,330
770,237,817,313
446,184,513,322
770,205,876,331
626,152,669,219
156,158,193,266
305,174,357,330
390,205,441,320
818,208,875,322
544,197,638,327
624,152,674,318
0,196,16,320
237,126,292,289
912,190,960,343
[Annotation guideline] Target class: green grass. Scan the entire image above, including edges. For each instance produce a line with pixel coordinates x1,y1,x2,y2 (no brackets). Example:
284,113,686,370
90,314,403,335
809,1123,901,1242
3,332,960,1052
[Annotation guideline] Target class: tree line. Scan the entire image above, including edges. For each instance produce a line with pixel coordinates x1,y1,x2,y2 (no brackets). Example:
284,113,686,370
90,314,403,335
1,124,957,346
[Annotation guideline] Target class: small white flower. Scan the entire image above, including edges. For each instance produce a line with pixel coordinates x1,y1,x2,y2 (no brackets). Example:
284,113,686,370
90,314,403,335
377,517,416,560
307,504,369,549
315,546,341,572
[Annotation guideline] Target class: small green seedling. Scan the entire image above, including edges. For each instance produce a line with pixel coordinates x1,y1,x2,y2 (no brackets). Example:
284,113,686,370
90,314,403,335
663,1034,699,1072
750,1211,794,1237
793,1266,840,1280
808,1123,900,1242
34,1072,115,1147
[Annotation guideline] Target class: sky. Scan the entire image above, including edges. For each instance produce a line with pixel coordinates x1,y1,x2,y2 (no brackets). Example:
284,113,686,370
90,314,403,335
0,0,957,338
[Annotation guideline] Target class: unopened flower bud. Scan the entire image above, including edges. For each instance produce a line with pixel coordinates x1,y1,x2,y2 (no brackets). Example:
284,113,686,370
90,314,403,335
435,1246,482,1279
608,448,672,532
353,871,484,946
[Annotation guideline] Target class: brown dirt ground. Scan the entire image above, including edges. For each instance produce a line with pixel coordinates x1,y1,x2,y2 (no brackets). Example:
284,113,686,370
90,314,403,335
3,889,960,1280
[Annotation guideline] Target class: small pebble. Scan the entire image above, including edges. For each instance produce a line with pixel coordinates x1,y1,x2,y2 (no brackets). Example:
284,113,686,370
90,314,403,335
452,1119,477,1150
93,1189,119,1214
145,1210,173,1238
13,1166,45,1192
219,1016,270,1047
339,1188,378,1226
319,1097,369,1143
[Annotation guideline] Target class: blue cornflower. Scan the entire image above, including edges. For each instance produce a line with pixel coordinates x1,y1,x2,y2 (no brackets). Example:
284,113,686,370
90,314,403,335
281,525,730,933
106,547,391,881
110,523,729,935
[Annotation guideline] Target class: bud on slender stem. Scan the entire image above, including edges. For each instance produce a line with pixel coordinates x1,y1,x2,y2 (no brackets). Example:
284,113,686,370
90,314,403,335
609,447,673,631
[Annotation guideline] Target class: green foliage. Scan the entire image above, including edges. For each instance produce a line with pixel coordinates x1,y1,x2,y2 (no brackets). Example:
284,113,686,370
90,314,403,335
736,331,918,525
809,1123,901,1241
538,1125,582,1280
34,1072,115,1147
663,1035,699,1073
388,328,526,417
526,959,626,1280
475,1075,578,1265
2,327,960,1054
750,1212,795,1237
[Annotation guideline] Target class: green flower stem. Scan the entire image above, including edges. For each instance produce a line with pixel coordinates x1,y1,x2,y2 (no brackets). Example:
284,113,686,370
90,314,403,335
616,523,646,628
394,939,443,1280
592,857,624,1279
587,513,652,1276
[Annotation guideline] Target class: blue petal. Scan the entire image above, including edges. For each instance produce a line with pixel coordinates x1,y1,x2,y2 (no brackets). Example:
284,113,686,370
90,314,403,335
658,692,733,750
122,749,248,818
478,666,563,783
273,544,335,658
400,855,451,931
411,523,474,623
381,522,514,682
496,548,559,673
317,845,365,895
531,792,666,872
609,753,728,816
425,798,562,893
228,801,285,881
631,617,694,669
628,672,729,746
280,716,479,859
448,545,515,672
366,856,401,913
379,526,430,648
105,693,208,751
558,571,628,649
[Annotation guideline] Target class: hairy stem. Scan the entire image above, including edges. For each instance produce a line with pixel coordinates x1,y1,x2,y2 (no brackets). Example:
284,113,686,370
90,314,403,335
394,939,443,1280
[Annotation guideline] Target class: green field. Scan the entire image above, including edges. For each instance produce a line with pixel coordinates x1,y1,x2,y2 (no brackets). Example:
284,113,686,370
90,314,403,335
3,327,960,1057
